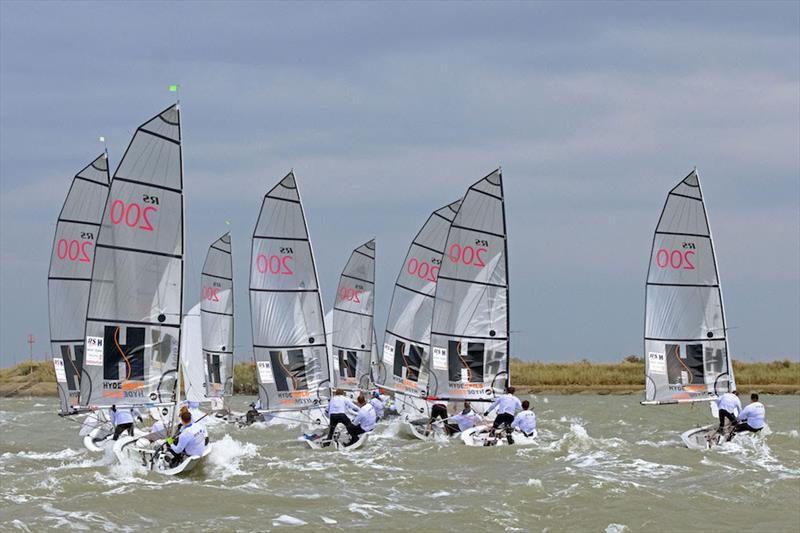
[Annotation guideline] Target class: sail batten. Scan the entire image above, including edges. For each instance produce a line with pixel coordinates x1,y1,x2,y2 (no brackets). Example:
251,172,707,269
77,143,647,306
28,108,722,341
79,104,184,409
202,232,235,398
48,153,110,414
332,240,376,391
250,172,330,412
643,169,734,404
378,199,462,398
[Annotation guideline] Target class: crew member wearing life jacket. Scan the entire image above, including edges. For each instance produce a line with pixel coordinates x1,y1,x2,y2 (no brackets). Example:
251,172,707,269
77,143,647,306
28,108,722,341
347,394,376,446
715,390,741,432
449,401,482,434
485,386,522,431
166,410,206,465
511,400,537,438
324,388,358,447
729,393,766,440
110,405,144,440
369,390,385,419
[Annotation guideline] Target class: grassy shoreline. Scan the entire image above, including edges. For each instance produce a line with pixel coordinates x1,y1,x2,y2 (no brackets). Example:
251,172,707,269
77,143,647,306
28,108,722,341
3,357,797,397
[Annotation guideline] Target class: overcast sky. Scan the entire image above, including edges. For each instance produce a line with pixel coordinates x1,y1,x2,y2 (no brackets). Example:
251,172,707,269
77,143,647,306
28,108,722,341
1,1,798,368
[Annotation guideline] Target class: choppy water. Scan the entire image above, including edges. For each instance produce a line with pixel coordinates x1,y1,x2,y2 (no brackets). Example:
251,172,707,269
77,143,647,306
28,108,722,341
1,395,798,532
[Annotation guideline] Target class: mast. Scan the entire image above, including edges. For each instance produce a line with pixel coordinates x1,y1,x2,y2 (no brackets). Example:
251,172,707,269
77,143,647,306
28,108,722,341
642,169,733,405
48,153,110,414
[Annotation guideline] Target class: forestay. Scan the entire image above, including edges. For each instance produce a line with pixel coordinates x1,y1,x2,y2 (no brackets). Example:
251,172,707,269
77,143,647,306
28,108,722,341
202,233,234,398
48,154,110,414
80,105,184,408
332,240,375,391
250,172,330,412
644,169,734,404
379,199,461,398
429,169,509,400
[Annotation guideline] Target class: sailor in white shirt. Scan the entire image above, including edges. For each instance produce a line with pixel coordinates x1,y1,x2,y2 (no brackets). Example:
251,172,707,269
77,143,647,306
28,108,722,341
369,390,385,419
324,388,359,447
511,400,537,437
450,402,482,434
110,405,144,440
730,393,766,440
167,410,206,464
346,394,376,446
485,386,522,430
716,390,741,431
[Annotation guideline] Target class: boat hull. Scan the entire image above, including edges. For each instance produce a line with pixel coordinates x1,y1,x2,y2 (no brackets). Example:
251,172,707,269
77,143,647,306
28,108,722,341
301,426,370,450
461,426,537,447
113,436,212,475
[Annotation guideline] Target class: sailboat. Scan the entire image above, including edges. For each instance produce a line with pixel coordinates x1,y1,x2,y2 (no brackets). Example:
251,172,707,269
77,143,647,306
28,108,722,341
422,169,516,447
641,169,738,450
249,172,334,434
375,199,461,439
201,233,235,414
48,153,110,414
76,103,206,474
331,239,376,394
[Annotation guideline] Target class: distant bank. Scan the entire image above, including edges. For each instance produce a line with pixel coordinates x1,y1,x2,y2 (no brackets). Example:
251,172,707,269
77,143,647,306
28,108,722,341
1,357,798,398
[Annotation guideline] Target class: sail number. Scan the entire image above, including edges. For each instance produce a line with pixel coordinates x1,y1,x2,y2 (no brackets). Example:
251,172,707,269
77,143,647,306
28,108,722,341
339,287,364,303
449,242,488,268
203,285,220,302
56,239,92,263
656,248,696,270
109,195,158,232
407,258,439,282
256,253,294,275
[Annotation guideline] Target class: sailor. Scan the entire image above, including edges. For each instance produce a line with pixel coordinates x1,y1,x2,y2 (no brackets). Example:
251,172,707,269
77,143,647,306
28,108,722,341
110,404,144,440
716,390,741,431
511,400,537,438
324,388,358,446
166,410,206,465
449,401,482,434
729,393,766,440
347,394,376,446
485,386,522,432
369,390,385,419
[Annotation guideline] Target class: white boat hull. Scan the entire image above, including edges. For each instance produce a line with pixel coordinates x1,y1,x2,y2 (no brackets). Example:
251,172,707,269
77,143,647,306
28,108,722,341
402,416,454,441
83,426,146,453
681,423,771,450
461,426,537,447
113,436,212,475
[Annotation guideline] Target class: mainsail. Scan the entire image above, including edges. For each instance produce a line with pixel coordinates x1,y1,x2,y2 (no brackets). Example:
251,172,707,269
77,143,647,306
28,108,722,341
379,199,461,398
643,169,734,404
250,172,330,412
80,105,184,408
48,154,110,413
202,233,234,398
331,240,375,391
429,169,509,400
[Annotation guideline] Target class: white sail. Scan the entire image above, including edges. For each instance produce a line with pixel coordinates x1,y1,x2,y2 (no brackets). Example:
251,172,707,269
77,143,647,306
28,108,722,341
48,154,110,413
429,169,510,401
80,105,184,408
379,199,461,398
202,232,234,398
250,172,330,412
180,302,206,403
644,169,734,404
332,240,375,391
